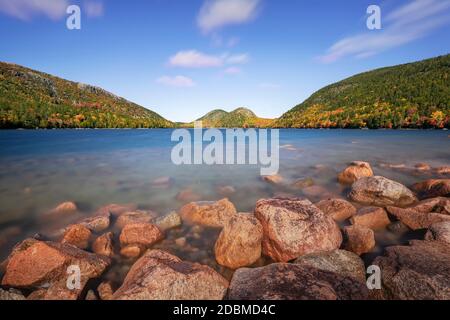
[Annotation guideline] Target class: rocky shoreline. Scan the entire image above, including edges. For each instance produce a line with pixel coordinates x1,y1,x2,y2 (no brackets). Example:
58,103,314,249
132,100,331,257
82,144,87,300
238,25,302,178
0,161,449,300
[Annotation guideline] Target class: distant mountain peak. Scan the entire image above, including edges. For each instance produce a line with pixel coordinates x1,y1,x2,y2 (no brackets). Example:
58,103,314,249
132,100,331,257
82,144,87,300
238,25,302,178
194,107,272,128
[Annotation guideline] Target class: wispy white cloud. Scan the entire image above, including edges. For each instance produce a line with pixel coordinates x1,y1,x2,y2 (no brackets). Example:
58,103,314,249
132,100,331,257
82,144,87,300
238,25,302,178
318,0,450,63
225,53,250,64
84,0,103,18
0,0,69,21
197,0,261,33
0,0,105,20
168,50,250,68
224,66,242,74
156,75,196,88
169,50,223,68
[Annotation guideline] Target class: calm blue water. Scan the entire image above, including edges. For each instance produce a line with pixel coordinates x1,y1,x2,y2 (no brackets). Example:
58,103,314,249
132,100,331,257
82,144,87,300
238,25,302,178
0,129,449,267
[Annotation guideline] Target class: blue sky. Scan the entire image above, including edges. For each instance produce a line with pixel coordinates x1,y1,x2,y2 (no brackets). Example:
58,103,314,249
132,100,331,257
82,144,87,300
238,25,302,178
0,0,449,122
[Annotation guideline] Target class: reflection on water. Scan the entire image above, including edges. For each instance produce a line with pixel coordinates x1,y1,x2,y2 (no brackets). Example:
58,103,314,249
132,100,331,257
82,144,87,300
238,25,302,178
0,129,449,282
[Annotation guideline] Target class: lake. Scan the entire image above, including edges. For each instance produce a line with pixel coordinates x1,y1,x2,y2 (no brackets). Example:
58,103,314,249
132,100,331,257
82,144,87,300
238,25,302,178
0,129,449,283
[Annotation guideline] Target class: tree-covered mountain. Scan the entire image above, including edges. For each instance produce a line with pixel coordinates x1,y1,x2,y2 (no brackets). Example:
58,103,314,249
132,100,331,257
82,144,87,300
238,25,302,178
193,107,273,128
2,54,449,130
0,62,172,128
276,54,450,129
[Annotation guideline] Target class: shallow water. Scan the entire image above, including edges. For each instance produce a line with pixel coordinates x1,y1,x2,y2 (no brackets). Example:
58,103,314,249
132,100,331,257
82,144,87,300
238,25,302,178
0,129,449,284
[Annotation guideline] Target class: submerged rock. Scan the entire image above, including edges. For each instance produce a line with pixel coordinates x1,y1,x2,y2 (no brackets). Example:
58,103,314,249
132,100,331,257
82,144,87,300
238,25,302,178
343,225,375,256
338,161,373,185
262,175,284,185
373,240,450,300
254,198,342,262
92,232,114,257
436,166,450,175
350,206,391,230
42,201,78,220
151,176,173,188
97,282,114,300
120,245,143,259
85,290,97,300
302,185,334,200
61,224,91,249
415,163,431,171
180,198,237,228
52,201,78,215
315,198,356,222
411,179,450,199
152,211,182,231
228,263,368,300
79,214,110,233
1,239,110,300
215,213,263,269
176,188,202,202
0,288,26,300
119,223,163,248
216,185,236,196
294,250,366,282
115,210,158,229
425,221,450,244
349,176,417,207
96,203,137,217
387,197,450,230
112,250,228,300
387,221,410,235
291,178,315,190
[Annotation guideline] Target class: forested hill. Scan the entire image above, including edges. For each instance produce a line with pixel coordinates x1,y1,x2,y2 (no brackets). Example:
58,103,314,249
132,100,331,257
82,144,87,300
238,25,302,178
276,54,450,129
0,62,172,128
194,107,273,128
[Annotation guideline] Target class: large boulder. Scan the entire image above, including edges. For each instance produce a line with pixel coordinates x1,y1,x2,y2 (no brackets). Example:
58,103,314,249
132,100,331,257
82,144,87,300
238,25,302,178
112,250,228,300
338,161,373,185
1,239,110,300
425,221,450,244
343,225,375,256
387,198,450,230
294,250,366,282
411,179,450,199
350,207,391,230
254,198,342,262
119,223,163,248
214,213,263,269
373,240,450,300
349,176,417,207
227,263,368,300
315,198,356,222
179,198,237,228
